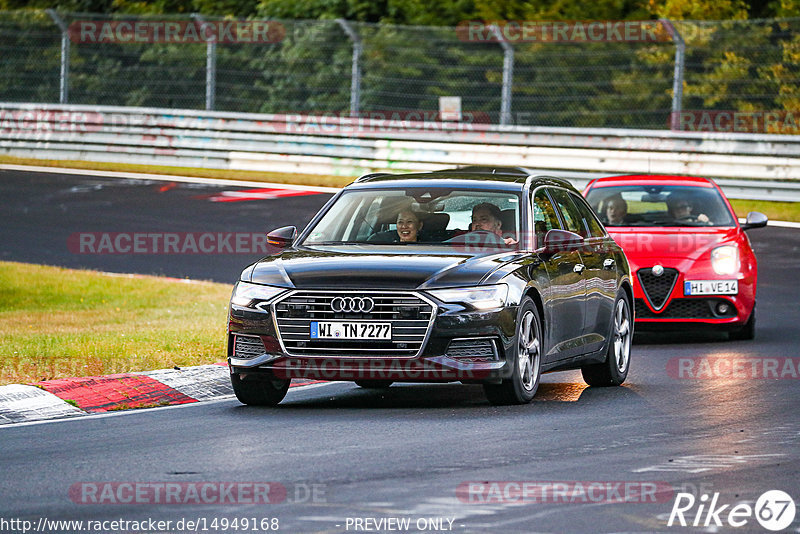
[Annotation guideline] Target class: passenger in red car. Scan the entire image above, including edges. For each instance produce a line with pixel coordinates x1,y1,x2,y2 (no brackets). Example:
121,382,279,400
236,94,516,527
605,195,628,226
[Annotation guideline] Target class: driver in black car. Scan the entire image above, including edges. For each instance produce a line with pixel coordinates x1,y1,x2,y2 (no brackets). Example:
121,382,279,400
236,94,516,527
666,193,711,224
471,202,517,245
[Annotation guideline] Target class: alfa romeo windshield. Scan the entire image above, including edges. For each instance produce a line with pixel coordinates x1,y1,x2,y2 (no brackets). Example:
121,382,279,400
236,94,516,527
585,185,736,227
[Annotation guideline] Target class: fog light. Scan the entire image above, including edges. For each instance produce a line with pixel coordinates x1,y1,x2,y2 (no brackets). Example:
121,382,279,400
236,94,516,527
716,302,731,315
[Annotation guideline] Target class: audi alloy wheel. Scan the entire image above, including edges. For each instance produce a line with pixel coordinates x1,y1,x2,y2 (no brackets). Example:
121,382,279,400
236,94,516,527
581,291,631,387
483,297,542,405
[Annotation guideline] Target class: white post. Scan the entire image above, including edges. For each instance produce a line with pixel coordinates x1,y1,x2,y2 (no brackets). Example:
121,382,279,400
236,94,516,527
46,9,69,104
192,14,217,111
336,19,362,117
490,25,514,126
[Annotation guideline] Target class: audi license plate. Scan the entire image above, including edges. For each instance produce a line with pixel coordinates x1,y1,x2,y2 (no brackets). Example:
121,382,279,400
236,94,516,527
310,322,392,340
684,280,738,295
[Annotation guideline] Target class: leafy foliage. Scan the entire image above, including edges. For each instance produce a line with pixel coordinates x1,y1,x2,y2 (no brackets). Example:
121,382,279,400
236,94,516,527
0,1,798,129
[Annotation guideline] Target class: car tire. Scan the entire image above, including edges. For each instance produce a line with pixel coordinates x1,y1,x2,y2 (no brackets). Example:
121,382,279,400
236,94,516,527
729,308,756,341
581,291,632,387
483,297,542,405
355,380,393,389
231,372,290,406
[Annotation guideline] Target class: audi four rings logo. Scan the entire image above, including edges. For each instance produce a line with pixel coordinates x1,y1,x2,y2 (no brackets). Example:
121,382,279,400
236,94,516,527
331,296,375,313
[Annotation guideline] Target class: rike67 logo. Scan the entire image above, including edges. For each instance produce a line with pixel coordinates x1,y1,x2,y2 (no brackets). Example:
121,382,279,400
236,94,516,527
668,490,796,531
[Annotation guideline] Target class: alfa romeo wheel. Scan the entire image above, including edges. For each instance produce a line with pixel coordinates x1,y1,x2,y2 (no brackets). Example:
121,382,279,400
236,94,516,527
729,308,755,341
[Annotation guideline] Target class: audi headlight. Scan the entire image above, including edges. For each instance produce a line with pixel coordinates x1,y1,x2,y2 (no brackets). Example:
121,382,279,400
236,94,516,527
231,281,287,308
711,245,739,275
427,284,509,310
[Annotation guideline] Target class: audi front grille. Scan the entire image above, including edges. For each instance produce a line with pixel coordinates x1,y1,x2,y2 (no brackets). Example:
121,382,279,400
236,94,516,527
272,291,436,358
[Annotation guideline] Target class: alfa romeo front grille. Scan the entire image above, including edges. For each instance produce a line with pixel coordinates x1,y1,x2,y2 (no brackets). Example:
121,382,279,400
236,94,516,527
273,291,435,357
637,267,679,310
635,298,735,319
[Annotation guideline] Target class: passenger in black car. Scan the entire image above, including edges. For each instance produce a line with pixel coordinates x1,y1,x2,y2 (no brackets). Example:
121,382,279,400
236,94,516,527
396,209,423,242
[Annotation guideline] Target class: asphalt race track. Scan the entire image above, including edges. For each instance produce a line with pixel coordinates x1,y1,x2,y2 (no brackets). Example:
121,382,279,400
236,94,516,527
1,169,799,533
0,169,332,283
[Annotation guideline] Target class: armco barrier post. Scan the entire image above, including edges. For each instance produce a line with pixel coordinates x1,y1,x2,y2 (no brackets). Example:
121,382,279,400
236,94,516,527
46,9,69,104
192,13,217,111
660,19,685,131
489,25,514,126
336,19,362,117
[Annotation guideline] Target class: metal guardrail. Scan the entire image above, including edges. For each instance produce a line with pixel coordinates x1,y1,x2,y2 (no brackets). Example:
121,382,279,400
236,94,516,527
1,103,799,201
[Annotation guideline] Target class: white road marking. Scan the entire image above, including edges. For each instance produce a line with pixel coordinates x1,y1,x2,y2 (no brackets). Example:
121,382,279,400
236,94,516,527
633,453,785,474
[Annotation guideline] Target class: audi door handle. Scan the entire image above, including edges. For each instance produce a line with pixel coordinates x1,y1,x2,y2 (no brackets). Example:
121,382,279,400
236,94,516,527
603,258,615,270
573,264,585,274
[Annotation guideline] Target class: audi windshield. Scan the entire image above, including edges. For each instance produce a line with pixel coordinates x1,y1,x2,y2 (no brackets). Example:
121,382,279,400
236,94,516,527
300,188,521,246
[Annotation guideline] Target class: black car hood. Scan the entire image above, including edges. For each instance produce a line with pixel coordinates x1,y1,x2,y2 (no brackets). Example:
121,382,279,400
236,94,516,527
245,245,520,289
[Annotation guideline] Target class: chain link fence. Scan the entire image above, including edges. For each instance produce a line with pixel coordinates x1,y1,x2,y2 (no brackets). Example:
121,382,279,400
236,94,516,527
0,11,798,129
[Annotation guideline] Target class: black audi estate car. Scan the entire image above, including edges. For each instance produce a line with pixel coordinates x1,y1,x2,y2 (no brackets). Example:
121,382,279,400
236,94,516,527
227,168,633,405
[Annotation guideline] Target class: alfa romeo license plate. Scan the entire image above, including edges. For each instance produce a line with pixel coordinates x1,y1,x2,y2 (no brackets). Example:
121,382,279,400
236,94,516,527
310,322,392,340
684,280,738,295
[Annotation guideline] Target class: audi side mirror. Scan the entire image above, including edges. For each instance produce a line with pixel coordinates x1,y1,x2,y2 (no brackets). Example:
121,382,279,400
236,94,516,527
741,211,768,231
267,226,297,248
542,229,584,254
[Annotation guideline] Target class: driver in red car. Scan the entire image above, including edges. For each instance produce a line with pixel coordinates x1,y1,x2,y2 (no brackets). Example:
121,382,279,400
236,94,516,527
666,193,711,224
471,203,517,245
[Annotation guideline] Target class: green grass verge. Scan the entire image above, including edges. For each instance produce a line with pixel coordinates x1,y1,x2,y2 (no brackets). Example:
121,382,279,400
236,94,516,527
0,261,231,385
728,199,800,223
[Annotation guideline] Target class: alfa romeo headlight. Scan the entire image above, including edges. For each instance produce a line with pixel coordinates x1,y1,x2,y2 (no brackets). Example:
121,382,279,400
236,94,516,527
711,245,739,275
231,281,287,308
427,284,509,310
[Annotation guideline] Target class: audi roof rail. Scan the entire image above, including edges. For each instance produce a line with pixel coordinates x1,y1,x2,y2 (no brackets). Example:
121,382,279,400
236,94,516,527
433,166,534,176
354,172,395,183
524,174,578,190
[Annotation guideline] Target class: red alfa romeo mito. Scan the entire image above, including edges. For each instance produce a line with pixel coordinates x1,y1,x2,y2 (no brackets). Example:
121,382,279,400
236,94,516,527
584,175,767,340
